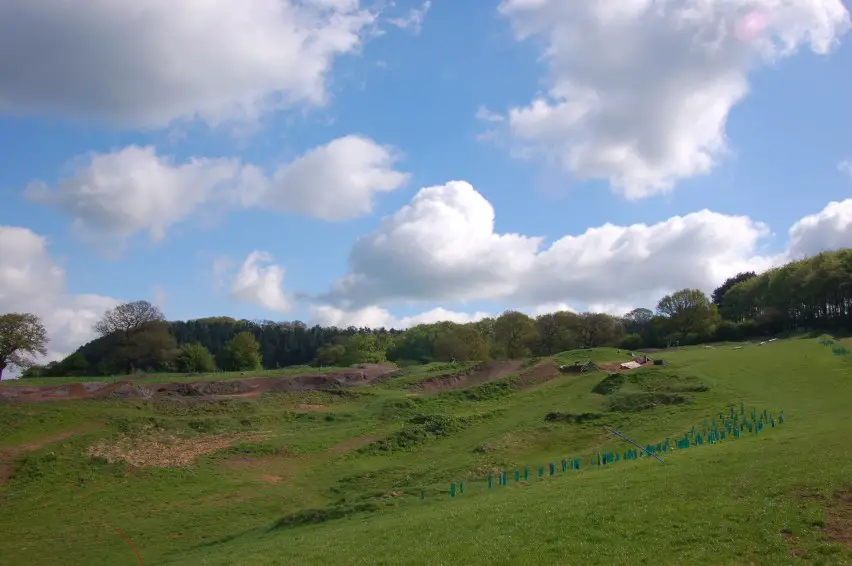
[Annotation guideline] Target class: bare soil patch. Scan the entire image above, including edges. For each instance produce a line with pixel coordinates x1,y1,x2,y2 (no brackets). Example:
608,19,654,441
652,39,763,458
296,403,327,411
87,430,268,468
513,360,562,389
0,364,400,404
415,360,524,392
826,491,852,550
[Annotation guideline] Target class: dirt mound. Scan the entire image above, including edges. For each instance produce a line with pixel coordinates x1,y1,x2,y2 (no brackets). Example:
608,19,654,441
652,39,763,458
513,360,562,388
108,383,155,400
415,360,525,392
0,364,400,404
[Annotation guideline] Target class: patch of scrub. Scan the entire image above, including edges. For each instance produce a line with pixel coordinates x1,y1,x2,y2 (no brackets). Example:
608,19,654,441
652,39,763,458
86,429,269,468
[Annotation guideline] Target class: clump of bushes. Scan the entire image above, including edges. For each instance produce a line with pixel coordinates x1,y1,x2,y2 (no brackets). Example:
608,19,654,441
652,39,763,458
606,392,689,413
271,502,379,530
592,373,627,395
361,413,489,454
544,412,604,424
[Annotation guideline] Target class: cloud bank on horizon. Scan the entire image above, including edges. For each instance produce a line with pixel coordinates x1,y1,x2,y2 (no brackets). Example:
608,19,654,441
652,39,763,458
0,0,851,360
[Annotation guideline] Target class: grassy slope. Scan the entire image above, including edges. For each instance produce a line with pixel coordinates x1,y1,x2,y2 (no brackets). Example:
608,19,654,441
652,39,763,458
0,365,352,387
0,340,850,565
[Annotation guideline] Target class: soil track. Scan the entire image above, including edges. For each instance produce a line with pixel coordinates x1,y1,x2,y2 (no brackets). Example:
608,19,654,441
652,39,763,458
414,360,525,392
0,364,399,404
513,359,563,389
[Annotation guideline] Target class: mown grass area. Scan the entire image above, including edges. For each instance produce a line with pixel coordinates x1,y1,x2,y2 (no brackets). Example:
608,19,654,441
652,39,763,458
0,338,850,565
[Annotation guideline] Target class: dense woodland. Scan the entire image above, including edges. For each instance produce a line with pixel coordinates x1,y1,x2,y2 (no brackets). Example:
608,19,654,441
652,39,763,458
11,248,852,378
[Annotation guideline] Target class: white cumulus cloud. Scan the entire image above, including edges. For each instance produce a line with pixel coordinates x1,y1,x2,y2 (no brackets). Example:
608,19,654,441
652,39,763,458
0,0,376,128
310,304,491,329
324,180,777,310
327,180,543,305
786,199,852,258
0,226,119,364
498,0,850,197
27,136,407,246
244,135,409,221
230,251,292,313
26,146,239,245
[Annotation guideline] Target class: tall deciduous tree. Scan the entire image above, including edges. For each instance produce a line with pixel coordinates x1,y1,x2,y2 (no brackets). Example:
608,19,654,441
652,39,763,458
0,313,48,380
433,325,489,362
656,289,718,339
95,300,164,337
534,311,581,355
711,272,757,315
221,331,262,371
176,343,215,373
493,311,538,358
576,312,623,347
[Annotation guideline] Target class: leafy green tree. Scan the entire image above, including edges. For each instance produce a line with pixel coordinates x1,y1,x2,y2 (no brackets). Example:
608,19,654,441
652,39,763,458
576,313,623,347
0,313,48,380
116,321,178,373
59,352,89,376
316,344,346,366
433,325,489,362
621,308,654,335
712,272,756,313
221,332,262,371
176,343,215,373
493,311,538,358
656,289,719,339
534,311,581,355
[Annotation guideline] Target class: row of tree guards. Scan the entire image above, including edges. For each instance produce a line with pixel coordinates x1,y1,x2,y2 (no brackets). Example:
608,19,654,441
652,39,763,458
425,403,785,500
820,338,850,356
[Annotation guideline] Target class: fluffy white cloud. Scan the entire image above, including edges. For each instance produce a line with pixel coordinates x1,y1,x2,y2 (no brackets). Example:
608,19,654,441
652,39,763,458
27,136,407,244
840,160,852,179
324,180,778,310
0,0,375,128
497,0,850,197
388,1,431,35
230,251,292,313
328,181,542,305
27,146,239,245
311,304,490,329
786,199,852,258
244,135,409,221
520,210,775,306
0,226,119,364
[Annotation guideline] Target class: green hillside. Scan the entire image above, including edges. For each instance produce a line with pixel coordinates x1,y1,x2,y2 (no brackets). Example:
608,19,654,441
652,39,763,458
1,338,850,565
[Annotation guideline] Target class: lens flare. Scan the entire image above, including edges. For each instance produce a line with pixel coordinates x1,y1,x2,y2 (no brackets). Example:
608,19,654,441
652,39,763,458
735,10,767,42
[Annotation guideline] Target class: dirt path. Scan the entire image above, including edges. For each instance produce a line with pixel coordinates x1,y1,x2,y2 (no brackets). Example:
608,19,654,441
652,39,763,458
0,425,97,486
416,360,525,392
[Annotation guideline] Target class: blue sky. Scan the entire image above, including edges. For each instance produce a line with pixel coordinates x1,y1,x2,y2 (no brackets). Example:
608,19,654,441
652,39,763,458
0,0,851,358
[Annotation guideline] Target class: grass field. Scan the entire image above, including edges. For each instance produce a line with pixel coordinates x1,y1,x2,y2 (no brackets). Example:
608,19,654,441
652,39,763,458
0,338,850,565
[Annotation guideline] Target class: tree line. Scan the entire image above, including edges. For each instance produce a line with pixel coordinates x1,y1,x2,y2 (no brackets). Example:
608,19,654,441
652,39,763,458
2,248,849,379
